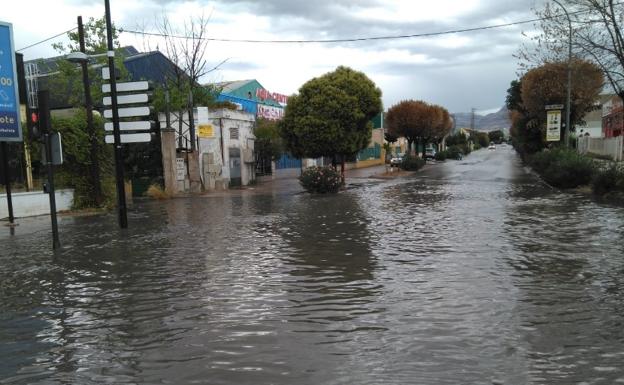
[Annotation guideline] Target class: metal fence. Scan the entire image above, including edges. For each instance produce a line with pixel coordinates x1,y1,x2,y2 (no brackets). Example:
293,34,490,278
357,143,382,161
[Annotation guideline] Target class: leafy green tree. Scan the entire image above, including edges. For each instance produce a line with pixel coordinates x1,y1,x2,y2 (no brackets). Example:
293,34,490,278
279,66,383,178
44,16,125,207
254,118,283,174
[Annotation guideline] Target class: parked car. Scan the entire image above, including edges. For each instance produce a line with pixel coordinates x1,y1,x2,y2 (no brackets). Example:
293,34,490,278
390,153,404,167
425,147,436,159
488,144,496,150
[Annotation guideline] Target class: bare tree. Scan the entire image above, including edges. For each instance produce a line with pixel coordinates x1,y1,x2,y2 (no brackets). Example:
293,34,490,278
518,0,624,99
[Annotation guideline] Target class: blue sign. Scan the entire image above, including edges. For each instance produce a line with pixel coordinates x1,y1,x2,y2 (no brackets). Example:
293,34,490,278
0,21,21,142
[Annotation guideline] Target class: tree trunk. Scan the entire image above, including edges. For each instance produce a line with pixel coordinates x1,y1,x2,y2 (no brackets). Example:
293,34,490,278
340,156,345,184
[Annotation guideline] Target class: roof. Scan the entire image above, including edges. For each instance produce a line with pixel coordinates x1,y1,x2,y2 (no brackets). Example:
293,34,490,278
213,79,257,94
25,46,140,75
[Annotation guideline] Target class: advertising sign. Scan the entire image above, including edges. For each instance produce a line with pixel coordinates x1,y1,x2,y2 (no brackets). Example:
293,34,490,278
0,22,22,142
546,110,561,142
257,104,284,121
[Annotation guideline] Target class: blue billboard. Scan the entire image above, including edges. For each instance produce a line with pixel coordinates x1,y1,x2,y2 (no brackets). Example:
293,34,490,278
0,21,21,142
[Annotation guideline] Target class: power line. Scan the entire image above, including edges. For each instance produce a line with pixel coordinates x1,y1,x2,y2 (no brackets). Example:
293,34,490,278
120,10,593,44
123,18,543,44
17,27,78,51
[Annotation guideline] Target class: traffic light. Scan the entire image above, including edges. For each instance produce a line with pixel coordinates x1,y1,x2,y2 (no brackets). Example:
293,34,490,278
27,108,41,141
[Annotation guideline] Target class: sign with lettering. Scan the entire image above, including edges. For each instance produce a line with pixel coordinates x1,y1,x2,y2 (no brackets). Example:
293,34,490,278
0,22,21,142
198,124,214,138
257,104,284,121
546,110,561,142
255,88,288,105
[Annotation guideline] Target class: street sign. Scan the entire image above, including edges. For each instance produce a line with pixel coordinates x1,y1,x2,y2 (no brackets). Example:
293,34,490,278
102,81,149,93
545,104,564,110
0,22,22,142
104,120,152,131
105,133,151,144
546,110,562,141
103,93,149,106
104,106,151,119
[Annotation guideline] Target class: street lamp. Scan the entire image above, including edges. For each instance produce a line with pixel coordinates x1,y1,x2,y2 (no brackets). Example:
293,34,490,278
65,16,104,206
552,0,572,147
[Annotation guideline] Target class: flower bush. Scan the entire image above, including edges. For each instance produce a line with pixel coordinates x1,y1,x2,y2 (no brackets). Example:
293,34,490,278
299,166,343,193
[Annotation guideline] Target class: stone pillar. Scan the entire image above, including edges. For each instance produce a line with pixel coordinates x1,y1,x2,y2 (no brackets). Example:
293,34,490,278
160,128,178,196
187,151,202,193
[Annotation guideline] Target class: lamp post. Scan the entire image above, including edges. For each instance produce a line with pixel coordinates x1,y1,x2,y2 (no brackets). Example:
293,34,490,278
552,0,572,147
66,16,103,206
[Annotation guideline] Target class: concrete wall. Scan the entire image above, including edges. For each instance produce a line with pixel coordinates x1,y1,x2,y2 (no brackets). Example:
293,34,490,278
578,135,624,161
1,189,74,219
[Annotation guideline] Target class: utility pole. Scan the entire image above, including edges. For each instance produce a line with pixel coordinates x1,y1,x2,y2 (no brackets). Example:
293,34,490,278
470,108,476,131
77,16,103,206
104,0,128,228
552,0,572,147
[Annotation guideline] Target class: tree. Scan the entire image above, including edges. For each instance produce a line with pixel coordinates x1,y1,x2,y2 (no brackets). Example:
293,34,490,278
144,13,227,149
254,118,283,175
279,66,383,178
386,100,451,162
518,0,623,99
488,130,505,144
48,16,125,207
520,59,603,127
507,59,603,155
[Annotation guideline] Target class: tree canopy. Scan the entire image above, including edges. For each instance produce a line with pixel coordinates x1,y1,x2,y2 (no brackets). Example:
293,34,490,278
279,66,382,160
385,100,452,156
508,59,603,155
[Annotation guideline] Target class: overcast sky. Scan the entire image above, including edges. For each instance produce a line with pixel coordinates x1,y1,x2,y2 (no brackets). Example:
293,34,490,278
7,0,544,114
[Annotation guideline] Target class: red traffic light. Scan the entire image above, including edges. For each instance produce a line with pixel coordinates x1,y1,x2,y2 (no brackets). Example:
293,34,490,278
31,111,38,123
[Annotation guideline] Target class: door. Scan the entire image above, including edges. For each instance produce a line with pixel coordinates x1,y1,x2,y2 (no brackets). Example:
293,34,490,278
229,147,241,187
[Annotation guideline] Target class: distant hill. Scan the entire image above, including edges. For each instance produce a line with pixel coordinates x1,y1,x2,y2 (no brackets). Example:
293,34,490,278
452,107,510,132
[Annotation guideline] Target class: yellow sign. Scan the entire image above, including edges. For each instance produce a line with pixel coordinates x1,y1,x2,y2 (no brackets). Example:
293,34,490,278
198,124,214,138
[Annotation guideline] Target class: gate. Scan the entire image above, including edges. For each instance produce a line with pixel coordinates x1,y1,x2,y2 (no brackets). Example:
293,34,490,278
229,148,242,187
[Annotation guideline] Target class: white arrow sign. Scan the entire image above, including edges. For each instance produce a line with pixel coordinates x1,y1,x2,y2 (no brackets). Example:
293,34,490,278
102,81,149,93
104,106,151,119
104,121,152,131
105,133,151,144
103,93,149,106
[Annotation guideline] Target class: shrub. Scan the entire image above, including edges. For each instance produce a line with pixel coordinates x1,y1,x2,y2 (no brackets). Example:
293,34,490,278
434,150,448,161
446,146,464,160
591,163,624,195
529,148,595,188
146,184,170,199
400,155,425,171
299,166,343,193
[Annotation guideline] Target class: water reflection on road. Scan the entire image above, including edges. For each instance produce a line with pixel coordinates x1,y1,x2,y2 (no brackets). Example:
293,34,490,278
2,147,624,384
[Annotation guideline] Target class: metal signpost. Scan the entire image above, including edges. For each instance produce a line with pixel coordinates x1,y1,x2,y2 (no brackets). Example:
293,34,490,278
0,21,21,227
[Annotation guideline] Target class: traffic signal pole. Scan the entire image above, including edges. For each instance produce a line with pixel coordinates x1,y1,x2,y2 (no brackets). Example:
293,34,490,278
38,90,60,250
104,0,128,228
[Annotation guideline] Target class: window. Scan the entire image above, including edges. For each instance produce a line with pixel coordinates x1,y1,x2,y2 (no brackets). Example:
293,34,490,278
230,127,239,140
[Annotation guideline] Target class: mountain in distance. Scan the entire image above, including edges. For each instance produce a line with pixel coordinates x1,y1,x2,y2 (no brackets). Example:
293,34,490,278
452,106,511,132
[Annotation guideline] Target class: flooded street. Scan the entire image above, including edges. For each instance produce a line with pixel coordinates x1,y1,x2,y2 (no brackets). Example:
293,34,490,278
2,147,624,384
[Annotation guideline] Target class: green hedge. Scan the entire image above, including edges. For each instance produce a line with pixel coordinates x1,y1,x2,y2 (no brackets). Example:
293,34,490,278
400,155,425,171
529,148,595,189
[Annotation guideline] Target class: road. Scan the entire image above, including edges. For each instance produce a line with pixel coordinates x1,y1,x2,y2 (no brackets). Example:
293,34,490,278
2,146,624,384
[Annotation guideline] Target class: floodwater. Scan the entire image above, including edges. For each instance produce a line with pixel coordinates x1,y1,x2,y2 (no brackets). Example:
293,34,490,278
2,147,624,384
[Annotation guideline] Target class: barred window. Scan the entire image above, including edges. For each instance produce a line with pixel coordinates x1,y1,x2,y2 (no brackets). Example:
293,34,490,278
230,127,239,140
